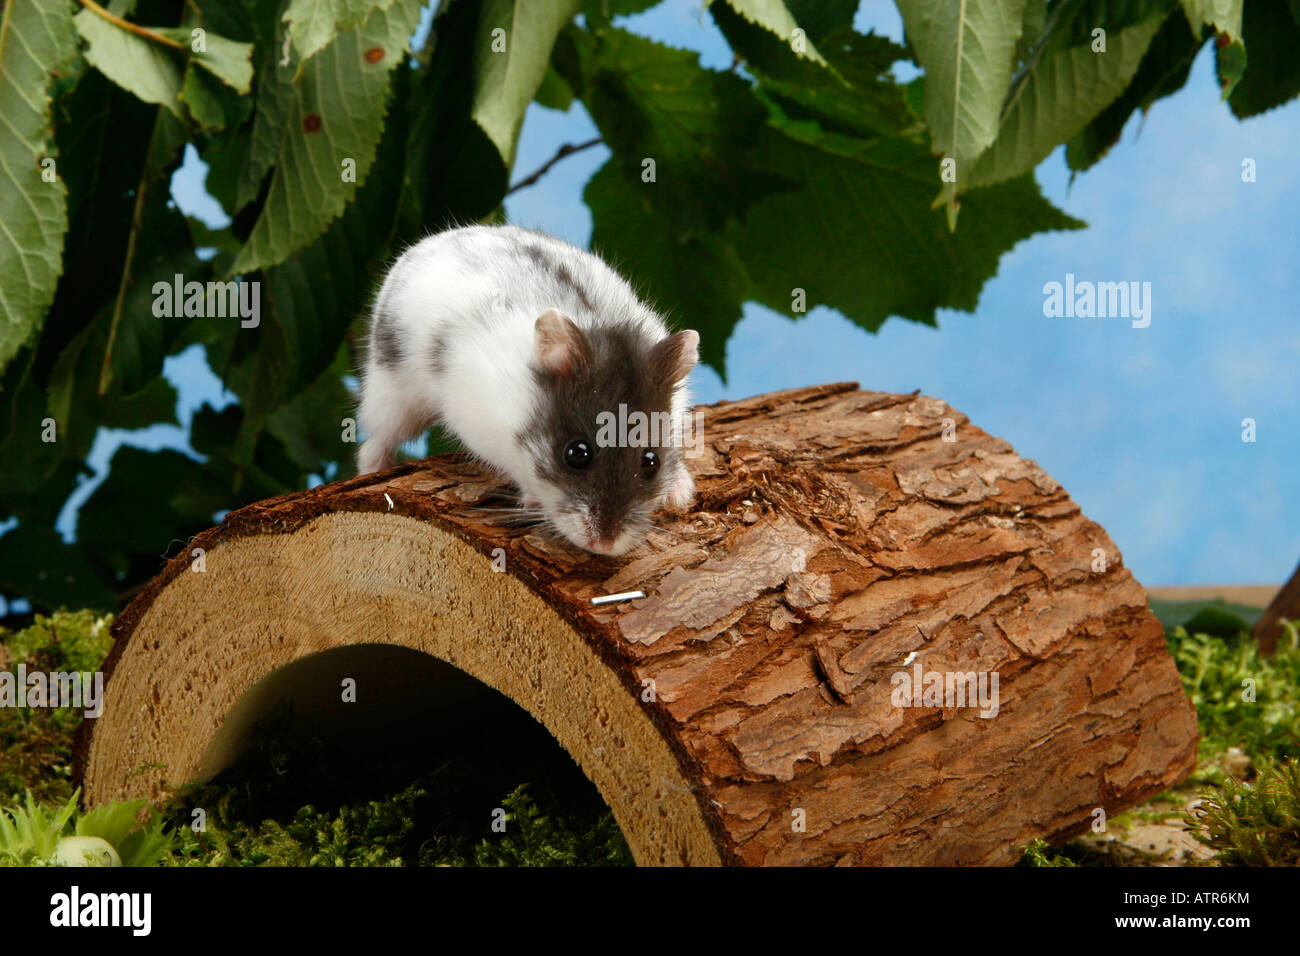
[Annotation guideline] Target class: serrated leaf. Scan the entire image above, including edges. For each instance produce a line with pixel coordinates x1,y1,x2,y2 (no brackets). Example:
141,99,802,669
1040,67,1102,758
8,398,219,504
1177,1,1244,95
1179,0,1241,38
754,26,916,141
585,161,750,378
709,0,838,87
282,0,396,68
471,0,582,169
721,0,830,66
895,0,1027,191
1213,32,1246,99
230,0,424,276
1229,0,1300,118
73,4,186,118
0,0,79,373
570,25,792,231
966,13,1165,189
729,120,1084,333
1066,11,1202,172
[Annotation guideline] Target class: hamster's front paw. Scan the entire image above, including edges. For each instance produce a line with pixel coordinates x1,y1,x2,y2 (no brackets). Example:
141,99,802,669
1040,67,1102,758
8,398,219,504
662,463,696,511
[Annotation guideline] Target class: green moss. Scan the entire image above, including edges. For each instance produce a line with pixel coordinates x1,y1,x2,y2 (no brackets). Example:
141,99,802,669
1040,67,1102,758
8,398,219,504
1167,619,1300,783
1186,757,1300,866
1,610,114,675
156,703,634,867
0,611,114,804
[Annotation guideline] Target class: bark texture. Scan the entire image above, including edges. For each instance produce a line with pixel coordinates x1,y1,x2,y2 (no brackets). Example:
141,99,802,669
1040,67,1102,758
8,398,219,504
1254,558,1300,654
75,383,1198,865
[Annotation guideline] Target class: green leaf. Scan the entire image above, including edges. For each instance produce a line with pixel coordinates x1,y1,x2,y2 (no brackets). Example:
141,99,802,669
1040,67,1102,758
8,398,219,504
230,0,424,275
1066,11,1202,173
1179,0,1241,37
99,110,196,395
234,44,297,210
220,73,410,460
471,0,582,170
76,446,227,566
1229,0,1300,118
0,0,79,373
0,525,116,612
784,0,860,44
180,61,229,130
894,0,1028,203
729,120,1085,333
585,161,751,378
264,345,356,475
534,63,575,111
720,0,831,66
1179,0,1244,96
754,26,917,141
282,0,398,68
1015,0,1047,64
709,0,837,86
568,25,792,230
161,27,254,93
73,3,186,119
397,0,509,233
966,12,1166,189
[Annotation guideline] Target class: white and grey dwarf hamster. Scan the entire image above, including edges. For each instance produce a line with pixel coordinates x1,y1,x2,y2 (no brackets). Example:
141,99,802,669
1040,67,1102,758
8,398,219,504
356,224,700,556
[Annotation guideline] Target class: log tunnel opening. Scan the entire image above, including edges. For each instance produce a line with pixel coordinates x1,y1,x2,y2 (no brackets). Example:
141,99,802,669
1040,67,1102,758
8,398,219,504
78,510,721,865
186,643,634,862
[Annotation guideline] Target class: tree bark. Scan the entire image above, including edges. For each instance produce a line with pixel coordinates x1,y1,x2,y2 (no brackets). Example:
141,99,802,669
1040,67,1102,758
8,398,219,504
74,383,1198,865
1254,558,1300,654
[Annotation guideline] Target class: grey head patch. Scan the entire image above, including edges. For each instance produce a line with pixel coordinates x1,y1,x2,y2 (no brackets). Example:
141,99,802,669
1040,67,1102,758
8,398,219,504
522,320,680,539
513,239,596,314
554,263,594,312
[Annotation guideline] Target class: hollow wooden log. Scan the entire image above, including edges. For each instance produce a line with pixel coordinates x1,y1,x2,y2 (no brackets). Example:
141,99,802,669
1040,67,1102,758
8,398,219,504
74,383,1198,865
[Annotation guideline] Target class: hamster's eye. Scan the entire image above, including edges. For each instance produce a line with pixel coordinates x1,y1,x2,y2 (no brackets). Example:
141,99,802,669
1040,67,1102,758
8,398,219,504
640,450,659,478
563,438,592,469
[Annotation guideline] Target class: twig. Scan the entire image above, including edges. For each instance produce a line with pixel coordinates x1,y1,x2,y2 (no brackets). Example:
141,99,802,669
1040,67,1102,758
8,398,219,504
75,0,187,50
506,137,603,195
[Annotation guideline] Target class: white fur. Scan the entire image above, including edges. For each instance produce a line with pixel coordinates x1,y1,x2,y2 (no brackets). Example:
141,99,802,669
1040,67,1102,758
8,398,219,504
356,224,695,554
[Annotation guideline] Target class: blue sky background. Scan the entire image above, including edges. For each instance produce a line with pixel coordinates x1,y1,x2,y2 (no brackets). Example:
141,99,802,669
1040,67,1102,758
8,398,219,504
58,0,1300,589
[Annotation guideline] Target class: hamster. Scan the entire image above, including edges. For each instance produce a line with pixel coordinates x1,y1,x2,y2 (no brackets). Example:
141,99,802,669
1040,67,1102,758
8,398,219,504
356,224,699,557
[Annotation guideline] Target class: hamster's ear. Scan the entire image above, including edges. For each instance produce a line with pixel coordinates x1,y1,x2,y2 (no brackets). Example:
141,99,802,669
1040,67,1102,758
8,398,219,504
649,329,699,385
535,308,590,376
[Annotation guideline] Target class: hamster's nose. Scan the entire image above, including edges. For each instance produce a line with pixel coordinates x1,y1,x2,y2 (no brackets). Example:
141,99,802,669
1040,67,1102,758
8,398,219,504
587,534,617,554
